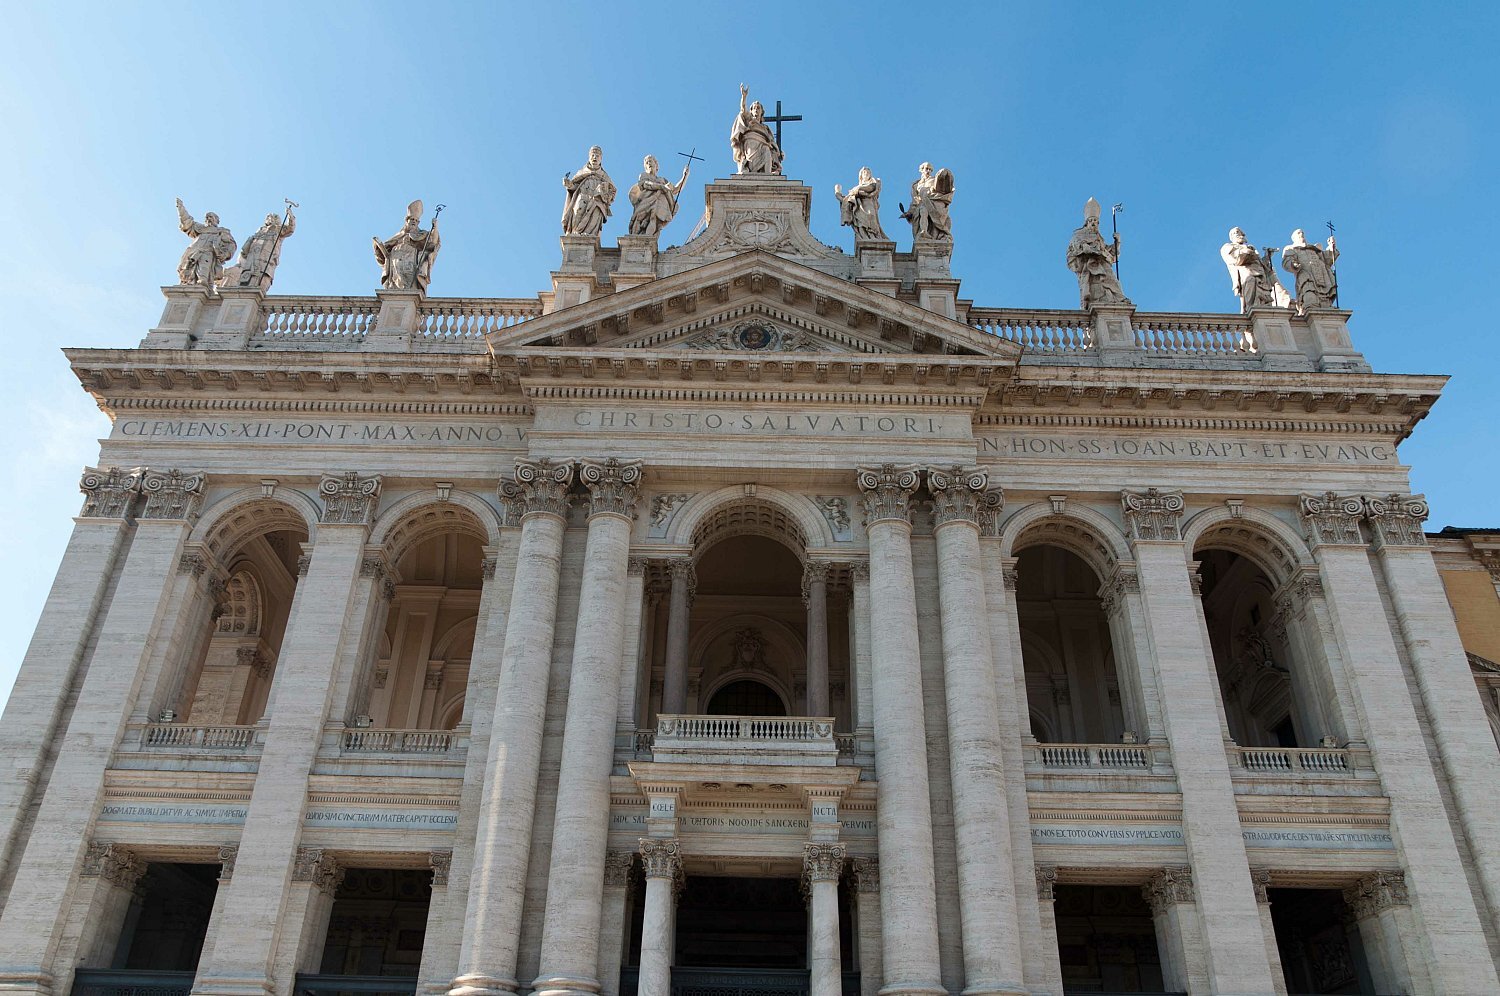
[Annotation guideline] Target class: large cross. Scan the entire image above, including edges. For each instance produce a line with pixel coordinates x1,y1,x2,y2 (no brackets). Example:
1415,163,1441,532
764,99,802,149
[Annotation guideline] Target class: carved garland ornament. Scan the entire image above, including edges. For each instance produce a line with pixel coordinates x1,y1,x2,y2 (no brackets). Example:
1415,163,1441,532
802,842,846,884
319,472,382,525
579,458,644,518
1120,487,1185,541
1364,493,1429,548
79,466,143,518
140,469,206,521
1299,492,1365,546
855,464,920,525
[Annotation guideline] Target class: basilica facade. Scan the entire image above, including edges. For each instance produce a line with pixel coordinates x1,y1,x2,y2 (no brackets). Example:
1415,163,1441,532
1,139,1498,996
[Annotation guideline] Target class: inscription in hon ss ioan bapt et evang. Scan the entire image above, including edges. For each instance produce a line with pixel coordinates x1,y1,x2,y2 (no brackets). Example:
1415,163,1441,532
981,432,1398,466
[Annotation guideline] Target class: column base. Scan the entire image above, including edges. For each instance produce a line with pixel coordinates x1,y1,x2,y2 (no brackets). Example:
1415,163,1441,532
0,971,54,996
190,976,278,996
877,986,947,996
960,986,1029,996
447,975,519,996
530,977,601,996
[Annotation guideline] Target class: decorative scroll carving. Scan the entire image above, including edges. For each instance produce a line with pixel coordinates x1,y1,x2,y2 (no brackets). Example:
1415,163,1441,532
926,465,994,527
1036,865,1058,903
1002,567,1020,592
292,847,344,896
578,458,644,519
140,469,206,521
851,856,879,893
296,553,311,577
1299,492,1365,546
424,666,445,690
638,837,682,880
1250,867,1272,904
499,458,575,521
80,466,142,518
855,464,920,526
1364,493,1429,548
1120,488,1185,541
429,849,452,887
82,842,146,889
319,472,382,525
802,842,846,884
604,850,636,889
218,845,238,883
1097,566,1140,616
1343,870,1409,919
1142,866,1195,914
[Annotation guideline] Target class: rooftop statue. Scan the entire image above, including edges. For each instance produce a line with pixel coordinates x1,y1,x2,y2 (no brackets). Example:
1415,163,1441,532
901,162,954,241
562,146,616,238
372,200,440,293
174,198,237,289
1066,197,1131,309
834,167,888,242
730,83,783,175
1220,227,1290,314
628,155,689,237
1281,228,1340,314
224,206,295,290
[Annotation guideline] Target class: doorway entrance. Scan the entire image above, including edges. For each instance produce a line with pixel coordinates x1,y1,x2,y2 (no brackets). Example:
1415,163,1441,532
675,875,806,968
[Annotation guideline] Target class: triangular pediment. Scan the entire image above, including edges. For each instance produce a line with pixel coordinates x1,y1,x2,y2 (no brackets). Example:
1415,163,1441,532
488,251,1020,361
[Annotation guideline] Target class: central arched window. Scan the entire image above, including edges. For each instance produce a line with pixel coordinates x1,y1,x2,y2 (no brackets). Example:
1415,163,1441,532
705,679,786,717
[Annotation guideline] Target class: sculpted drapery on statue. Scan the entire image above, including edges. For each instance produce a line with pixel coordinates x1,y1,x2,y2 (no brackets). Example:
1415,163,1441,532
224,207,295,289
731,83,783,175
1282,228,1339,313
174,198,236,289
372,200,440,292
562,146,616,238
628,155,689,237
901,162,954,241
1220,227,1290,314
1066,197,1131,309
834,167,887,241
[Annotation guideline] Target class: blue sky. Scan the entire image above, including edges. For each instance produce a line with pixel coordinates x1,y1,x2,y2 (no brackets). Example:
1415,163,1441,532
0,2,1495,705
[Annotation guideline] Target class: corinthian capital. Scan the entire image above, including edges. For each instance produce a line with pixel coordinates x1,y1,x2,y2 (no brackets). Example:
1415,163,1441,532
1120,488,1185,541
292,846,345,896
319,472,382,525
802,842,846,884
1142,865,1195,914
1343,870,1409,919
1298,491,1365,546
926,465,1002,529
579,458,644,518
81,841,146,889
855,464,920,525
1364,493,1429,548
638,837,681,880
139,469,206,521
79,466,143,518
499,458,575,521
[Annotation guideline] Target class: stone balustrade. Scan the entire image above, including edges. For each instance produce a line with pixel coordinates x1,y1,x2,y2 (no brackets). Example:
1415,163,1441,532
134,723,262,752
1026,741,1171,771
966,309,1094,352
1130,313,1255,356
1230,744,1369,776
340,728,458,754
260,297,379,338
649,713,838,766
417,298,542,338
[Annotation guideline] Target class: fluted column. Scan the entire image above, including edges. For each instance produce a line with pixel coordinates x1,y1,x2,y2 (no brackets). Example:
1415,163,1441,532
534,459,644,996
925,466,1024,995
0,469,205,996
660,559,695,715
853,465,943,996
804,560,832,716
194,472,382,996
1296,492,1499,991
805,843,847,996
637,839,681,996
1364,493,1500,938
450,459,575,996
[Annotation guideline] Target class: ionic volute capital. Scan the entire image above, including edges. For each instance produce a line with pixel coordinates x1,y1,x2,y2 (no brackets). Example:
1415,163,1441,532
79,466,143,519
429,849,452,887
499,458,575,521
1035,864,1058,903
578,458,644,519
855,464,921,526
139,469,207,522
1298,491,1365,547
1120,488,1185,542
1364,493,1429,548
638,837,681,880
319,472,382,525
1250,867,1272,904
802,842,846,884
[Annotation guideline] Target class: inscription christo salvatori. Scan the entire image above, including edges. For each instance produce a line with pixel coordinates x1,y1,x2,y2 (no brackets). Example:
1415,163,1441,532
569,410,947,437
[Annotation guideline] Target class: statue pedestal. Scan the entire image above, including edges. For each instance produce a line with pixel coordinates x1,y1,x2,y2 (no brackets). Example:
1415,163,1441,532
198,287,267,350
855,240,897,296
1091,305,1139,365
912,238,957,318
366,289,423,352
613,235,658,293
1302,309,1371,373
547,235,602,313
1249,308,1313,371
141,285,213,349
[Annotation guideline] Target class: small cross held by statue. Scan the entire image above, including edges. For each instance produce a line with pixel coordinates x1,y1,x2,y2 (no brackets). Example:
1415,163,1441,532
677,147,705,169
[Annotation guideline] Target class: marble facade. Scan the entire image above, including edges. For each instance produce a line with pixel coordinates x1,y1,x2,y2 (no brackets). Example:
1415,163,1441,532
0,166,1496,996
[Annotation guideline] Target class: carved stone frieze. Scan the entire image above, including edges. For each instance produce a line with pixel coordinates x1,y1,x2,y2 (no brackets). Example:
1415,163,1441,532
802,842,846,883
926,465,997,528
499,458,575,521
1343,870,1409,919
638,837,681,880
1299,492,1365,546
604,850,636,889
1036,864,1058,903
82,841,146,889
429,849,452,887
140,469,206,521
1142,866,1195,914
855,464,920,525
1364,493,1429,548
79,466,143,518
1120,488,1185,541
578,458,644,518
850,856,880,893
292,847,344,896
319,472,382,525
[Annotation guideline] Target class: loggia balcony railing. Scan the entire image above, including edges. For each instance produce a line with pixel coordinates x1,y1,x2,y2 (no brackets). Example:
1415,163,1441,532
645,714,839,766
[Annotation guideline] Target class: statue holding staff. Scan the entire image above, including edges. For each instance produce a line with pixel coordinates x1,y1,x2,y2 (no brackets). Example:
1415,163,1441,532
175,198,236,289
225,203,296,289
372,200,440,292
1066,197,1130,309
628,155,690,237
1281,228,1340,313
834,167,887,241
561,145,616,238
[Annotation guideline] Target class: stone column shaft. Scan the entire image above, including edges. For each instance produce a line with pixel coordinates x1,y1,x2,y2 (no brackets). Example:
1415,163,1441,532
855,465,943,996
849,564,873,737
661,560,693,715
1249,873,1288,996
596,853,635,996
805,562,831,717
451,459,574,996
927,467,1024,995
851,859,883,996
637,840,680,996
534,459,642,996
1144,869,1208,994
1032,869,1065,996
805,843,846,996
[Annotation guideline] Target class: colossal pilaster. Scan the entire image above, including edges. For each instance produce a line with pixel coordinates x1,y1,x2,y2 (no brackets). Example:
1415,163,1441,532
853,465,943,996
450,459,575,996
533,459,644,996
